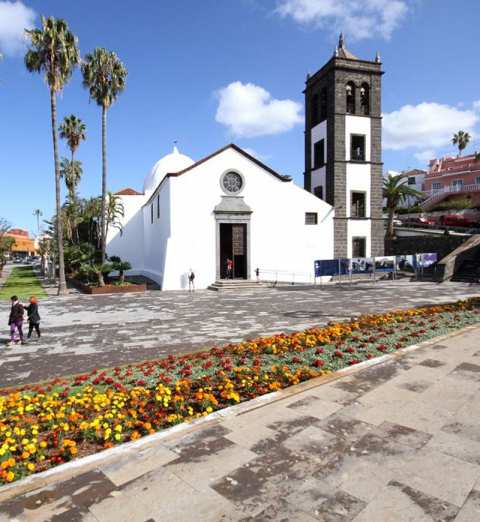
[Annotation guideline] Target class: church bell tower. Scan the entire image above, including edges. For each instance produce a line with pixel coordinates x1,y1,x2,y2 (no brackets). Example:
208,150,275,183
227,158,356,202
304,33,384,258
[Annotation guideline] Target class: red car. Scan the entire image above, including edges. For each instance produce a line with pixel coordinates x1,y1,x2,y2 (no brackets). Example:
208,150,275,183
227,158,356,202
439,215,477,228
402,217,435,226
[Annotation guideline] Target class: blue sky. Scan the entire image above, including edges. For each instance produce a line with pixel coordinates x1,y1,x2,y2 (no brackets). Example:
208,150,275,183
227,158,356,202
1,0,479,235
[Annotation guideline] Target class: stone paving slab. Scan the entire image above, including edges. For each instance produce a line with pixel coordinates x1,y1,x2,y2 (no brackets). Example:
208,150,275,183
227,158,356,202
1,280,479,388
1,327,480,521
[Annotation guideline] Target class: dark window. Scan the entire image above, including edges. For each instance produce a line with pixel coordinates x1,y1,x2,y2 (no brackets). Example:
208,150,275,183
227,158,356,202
314,140,325,169
408,177,416,185
151,204,153,224
305,212,318,225
157,194,160,219
314,186,324,200
346,82,355,114
352,237,366,257
320,88,327,122
452,179,463,187
432,182,442,190
351,192,366,218
312,94,319,126
476,177,480,185
360,83,370,116
351,134,366,161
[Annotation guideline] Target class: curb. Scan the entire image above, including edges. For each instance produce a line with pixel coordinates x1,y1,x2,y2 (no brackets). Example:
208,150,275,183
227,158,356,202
0,322,479,503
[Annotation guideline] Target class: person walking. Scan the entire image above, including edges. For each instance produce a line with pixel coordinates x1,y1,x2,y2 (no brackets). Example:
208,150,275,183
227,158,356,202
255,267,260,283
226,258,233,280
188,269,195,292
7,295,25,346
24,296,41,341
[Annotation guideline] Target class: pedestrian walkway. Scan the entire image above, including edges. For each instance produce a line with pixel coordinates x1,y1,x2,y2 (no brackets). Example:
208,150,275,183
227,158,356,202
1,326,479,520
0,279,479,388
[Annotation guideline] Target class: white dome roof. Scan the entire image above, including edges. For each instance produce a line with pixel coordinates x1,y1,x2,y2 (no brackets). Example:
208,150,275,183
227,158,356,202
143,145,195,193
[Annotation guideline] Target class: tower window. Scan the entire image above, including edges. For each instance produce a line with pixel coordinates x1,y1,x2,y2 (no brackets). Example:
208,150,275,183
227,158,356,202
346,82,355,114
312,94,319,126
314,140,325,169
360,83,370,116
351,134,366,161
151,203,154,224
157,194,160,219
305,213,318,225
351,192,366,218
314,186,324,200
352,237,366,257
320,88,327,122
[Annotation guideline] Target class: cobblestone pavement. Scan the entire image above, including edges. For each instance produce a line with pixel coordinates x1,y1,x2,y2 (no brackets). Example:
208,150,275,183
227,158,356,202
0,280,479,388
1,326,479,521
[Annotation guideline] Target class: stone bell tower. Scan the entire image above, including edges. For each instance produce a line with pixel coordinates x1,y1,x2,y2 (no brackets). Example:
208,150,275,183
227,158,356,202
304,33,384,258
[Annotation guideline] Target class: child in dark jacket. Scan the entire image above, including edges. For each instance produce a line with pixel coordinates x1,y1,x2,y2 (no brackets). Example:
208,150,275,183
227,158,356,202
24,296,41,340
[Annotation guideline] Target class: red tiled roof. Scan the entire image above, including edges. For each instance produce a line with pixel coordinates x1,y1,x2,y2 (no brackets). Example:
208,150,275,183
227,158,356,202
114,188,142,196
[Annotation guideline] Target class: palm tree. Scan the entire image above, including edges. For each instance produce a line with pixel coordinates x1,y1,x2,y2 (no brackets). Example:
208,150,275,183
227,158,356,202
33,209,43,235
60,157,83,244
109,255,132,283
106,191,124,238
25,16,80,295
452,131,471,156
383,173,424,237
81,48,127,264
59,115,86,244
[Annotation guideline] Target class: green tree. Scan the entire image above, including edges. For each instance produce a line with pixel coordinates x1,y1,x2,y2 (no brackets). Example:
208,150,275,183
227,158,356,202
33,209,43,236
59,115,86,244
452,131,471,156
25,16,80,295
82,48,127,264
0,218,14,276
109,255,132,283
60,157,83,244
383,173,424,237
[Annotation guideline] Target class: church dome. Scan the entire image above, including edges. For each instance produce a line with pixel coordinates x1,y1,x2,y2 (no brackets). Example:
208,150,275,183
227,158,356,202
143,145,195,193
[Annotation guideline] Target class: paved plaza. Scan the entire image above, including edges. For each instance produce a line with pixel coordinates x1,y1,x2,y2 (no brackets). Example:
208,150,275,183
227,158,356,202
0,324,479,520
0,278,479,388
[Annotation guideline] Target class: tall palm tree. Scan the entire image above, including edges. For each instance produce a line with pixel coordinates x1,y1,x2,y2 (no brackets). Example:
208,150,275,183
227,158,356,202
33,209,43,235
383,173,424,237
60,157,83,244
25,16,80,295
81,48,127,263
452,131,471,156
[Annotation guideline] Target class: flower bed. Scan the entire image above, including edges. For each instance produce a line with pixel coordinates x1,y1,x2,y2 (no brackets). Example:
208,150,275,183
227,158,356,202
0,300,479,485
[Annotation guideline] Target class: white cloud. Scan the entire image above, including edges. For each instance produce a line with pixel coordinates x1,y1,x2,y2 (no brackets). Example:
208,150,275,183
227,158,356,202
383,102,478,151
242,147,271,161
473,100,480,113
0,1,36,56
275,0,410,40
414,149,436,163
215,81,303,138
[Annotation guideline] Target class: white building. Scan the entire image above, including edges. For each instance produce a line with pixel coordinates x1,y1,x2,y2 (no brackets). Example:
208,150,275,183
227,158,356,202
107,143,335,290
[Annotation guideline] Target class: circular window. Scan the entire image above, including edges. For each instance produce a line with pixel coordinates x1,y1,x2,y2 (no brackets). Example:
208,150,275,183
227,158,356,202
221,171,244,194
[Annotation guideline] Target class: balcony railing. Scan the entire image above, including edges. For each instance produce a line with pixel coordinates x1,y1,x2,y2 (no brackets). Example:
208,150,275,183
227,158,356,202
422,183,480,209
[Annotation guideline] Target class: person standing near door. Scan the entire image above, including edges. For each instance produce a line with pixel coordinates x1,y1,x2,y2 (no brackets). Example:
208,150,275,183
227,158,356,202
226,258,233,279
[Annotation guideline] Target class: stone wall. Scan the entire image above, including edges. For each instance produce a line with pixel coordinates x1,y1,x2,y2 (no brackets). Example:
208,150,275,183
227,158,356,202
385,235,469,261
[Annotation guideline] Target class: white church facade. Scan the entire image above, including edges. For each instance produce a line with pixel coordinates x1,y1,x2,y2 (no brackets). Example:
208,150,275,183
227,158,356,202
107,144,335,290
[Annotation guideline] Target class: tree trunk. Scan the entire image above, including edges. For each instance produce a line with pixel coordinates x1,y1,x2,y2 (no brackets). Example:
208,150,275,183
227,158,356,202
119,270,124,284
70,152,79,246
97,271,105,287
387,206,395,237
101,105,107,264
51,88,69,296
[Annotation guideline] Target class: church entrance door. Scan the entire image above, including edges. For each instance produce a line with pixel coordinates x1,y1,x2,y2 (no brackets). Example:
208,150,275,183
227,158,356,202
220,223,247,279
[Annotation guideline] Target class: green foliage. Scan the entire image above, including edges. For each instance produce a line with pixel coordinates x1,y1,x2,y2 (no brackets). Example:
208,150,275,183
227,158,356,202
394,204,424,215
430,200,472,212
452,131,471,156
79,263,112,287
108,255,132,283
64,243,96,273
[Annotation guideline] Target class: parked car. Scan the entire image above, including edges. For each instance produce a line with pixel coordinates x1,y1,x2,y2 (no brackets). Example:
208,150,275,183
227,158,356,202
402,217,435,226
439,215,478,228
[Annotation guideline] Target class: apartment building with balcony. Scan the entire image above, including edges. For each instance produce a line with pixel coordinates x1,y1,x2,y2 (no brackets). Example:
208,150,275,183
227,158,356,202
422,153,480,210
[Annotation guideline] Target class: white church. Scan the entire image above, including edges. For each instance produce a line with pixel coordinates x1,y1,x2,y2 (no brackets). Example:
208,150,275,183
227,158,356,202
106,34,384,291
107,144,334,290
